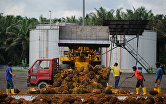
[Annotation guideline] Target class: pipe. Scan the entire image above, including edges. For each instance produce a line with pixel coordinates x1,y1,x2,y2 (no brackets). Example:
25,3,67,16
46,30,48,58
120,35,122,69
106,48,107,67
109,38,112,67
49,11,52,29
83,0,85,26
136,34,139,66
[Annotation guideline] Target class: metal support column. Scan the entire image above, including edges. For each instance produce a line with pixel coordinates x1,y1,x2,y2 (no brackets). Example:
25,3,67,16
136,34,139,66
83,0,85,26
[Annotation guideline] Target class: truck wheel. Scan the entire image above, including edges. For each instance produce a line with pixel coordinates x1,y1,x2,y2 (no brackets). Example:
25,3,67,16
38,82,48,89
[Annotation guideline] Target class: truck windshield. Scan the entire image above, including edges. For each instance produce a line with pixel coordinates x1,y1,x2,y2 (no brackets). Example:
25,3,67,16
32,60,50,73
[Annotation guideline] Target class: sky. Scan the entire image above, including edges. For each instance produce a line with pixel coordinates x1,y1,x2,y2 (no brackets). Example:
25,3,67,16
0,0,166,19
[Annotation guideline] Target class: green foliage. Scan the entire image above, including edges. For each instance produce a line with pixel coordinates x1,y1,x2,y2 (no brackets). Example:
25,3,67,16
147,67,155,74
0,14,38,65
21,58,28,67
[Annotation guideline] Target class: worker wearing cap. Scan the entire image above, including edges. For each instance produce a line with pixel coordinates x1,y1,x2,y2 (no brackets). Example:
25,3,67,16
127,66,146,95
110,63,122,88
6,62,16,94
154,62,163,94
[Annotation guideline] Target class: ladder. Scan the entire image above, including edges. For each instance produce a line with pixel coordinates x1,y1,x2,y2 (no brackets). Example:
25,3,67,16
122,42,150,71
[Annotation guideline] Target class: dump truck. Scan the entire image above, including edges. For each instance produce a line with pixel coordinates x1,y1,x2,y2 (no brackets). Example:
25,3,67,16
27,58,59,89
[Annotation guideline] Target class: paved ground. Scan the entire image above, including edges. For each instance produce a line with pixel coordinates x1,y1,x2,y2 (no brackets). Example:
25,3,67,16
0,71,166,94
109,72,166,94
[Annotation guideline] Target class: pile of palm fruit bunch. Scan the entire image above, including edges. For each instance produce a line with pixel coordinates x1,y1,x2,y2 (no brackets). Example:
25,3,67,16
27,64,132,94
123,95,166,104
0,92,29,104
19,95,166,104
44,64,111,94
1,92,166,104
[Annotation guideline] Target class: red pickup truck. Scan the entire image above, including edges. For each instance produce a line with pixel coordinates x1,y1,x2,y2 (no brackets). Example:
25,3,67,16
27,58,59,89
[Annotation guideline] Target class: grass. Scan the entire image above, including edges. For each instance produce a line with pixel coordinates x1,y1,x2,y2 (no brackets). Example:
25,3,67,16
0,69,28,71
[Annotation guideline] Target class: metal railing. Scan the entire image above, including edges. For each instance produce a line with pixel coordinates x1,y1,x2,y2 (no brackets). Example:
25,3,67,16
122,42,150,71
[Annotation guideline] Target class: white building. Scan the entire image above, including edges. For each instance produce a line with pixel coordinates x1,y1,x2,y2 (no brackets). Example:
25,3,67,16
29,24,157,73
29,24,59,66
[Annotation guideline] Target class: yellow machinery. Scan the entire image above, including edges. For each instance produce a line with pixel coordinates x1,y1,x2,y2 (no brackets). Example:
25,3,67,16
58,26,110,69
60,46,102,69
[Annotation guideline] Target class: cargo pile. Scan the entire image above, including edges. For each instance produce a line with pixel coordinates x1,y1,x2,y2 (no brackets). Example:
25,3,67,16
1,92,166,104
52,64,110,94
0,92,28,104
28,64,114,94
27,64,132,94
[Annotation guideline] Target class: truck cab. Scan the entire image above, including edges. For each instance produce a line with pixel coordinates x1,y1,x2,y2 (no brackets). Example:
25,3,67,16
27,58,59,89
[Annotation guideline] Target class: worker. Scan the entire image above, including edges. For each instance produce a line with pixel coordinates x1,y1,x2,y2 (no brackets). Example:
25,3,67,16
110,62,122,88
154,62,163,94
6,62,16,94
126,66,146,95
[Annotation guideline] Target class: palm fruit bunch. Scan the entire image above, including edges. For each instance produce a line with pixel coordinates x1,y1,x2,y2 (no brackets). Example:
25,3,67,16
144,97,155,104
0,92,8,103
123,97,137,104
27,88,40,94
104,85,113,94
149,90,158,95
154,95,164,103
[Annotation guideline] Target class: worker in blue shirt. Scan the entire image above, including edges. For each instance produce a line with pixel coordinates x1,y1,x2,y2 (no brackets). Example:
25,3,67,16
154,62,163,94
6,62,16,94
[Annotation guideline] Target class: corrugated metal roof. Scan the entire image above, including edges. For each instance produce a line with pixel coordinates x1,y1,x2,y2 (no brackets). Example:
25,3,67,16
102,20,149,35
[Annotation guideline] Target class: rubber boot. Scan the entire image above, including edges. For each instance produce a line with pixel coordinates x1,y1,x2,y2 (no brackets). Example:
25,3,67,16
136,88,140,95
157,88,161,94
142,87,147,95
154,88,157,91
6,89,10,94
11,89,16,95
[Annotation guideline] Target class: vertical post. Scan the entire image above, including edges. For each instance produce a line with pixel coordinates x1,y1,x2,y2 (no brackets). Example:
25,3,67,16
106,48,107,67
49,10,52,29
136,34,139,66
83,0,85,26
120,35,122,69
42,31,45,58
39,35,41,58
109,37,112,67
46,30,48,58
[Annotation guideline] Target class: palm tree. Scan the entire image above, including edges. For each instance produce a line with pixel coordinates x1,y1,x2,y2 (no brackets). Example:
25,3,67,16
0,15,20,64
39,15,50,24
0,15,38,65
132,7,153,20
115,7,123,20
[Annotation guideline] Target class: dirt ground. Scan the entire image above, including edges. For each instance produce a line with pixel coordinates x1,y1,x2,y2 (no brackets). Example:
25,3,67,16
0,71,166,94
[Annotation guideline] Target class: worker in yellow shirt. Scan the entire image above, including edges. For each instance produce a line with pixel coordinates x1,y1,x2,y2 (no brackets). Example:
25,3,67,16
110,63,122,88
